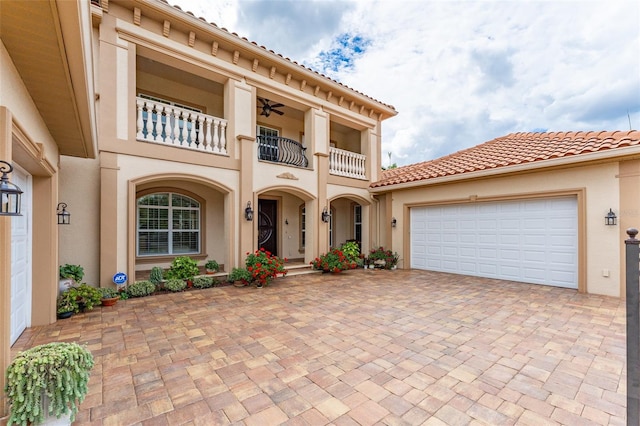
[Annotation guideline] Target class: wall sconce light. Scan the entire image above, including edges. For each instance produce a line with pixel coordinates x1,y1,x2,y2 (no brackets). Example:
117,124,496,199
391,217,397,227
605,208,617,226
57,202,71,225
321,206,331,223
244,201,254,221
0,160,23,216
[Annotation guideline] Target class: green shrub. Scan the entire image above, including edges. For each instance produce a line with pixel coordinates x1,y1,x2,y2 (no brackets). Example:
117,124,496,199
205,259,219,272
98,287,118,299
62,284,102,312
165,256,199,280
193,276,216,289
340,241,361,262
57,292,77,314
227,267,252,283
149,266,164,285
127,280,156,297
164,278,187,292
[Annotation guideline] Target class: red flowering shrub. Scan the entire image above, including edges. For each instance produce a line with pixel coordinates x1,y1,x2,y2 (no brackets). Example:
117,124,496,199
311,248,357,272
245,248,287,286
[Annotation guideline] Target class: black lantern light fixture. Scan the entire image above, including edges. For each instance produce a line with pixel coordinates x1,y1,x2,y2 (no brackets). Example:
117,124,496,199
57,202,71,225
0,160,23,216
605,208,617,226
321,206,331,223
391,217,397,227
244,201,254,221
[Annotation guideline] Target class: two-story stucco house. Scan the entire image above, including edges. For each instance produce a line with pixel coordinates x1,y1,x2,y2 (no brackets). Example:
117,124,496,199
59,0,397,288
0,0,396,410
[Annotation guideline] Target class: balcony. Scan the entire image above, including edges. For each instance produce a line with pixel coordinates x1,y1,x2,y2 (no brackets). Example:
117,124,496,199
329,147,367,180
257,135,309,168
136,97,228,155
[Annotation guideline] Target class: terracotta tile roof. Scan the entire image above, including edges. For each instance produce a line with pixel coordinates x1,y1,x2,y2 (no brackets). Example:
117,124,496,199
371,130,640,189
160,0,396,112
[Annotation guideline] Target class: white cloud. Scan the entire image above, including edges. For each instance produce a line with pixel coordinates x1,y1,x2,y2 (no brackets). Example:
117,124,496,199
171,0,640,166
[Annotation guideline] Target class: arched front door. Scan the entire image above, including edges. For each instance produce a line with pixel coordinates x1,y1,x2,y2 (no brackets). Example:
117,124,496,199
258,199,277,255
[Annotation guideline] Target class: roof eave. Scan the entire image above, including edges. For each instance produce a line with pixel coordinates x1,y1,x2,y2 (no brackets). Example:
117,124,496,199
130,0,397,118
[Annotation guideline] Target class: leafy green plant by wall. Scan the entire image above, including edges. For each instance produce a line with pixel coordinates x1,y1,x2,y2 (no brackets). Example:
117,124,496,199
227,267,252,284
165,256,200,280
60,284,102,313
4,342,94,425
205,259,219,272
164,279,187,292
340,241,361,262
56,292,77,314
59,264,84,282
126,280,156,297
98,287,118,299
149,266,164,285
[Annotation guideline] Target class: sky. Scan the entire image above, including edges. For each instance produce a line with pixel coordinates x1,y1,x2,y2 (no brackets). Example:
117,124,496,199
171,0,640,167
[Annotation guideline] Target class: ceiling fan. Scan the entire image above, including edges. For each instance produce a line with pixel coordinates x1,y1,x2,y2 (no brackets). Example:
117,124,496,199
258,98,285,117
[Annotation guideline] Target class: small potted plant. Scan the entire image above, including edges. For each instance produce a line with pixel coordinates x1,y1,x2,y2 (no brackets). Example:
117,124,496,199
227,267,252,287
58,263,84,295
56,293,77,319
367,247,399,270
205,259,220,274
4,342,94,425
60,284,102,313
99,287,119,306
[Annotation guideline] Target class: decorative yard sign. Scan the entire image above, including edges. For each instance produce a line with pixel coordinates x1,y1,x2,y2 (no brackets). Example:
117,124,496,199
113,272,127,286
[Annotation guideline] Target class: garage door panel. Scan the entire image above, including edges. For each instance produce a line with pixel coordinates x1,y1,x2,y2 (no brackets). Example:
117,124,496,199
478,263,498,275
410,196,578,289
459,247,476,258
460,262,477,273
499,249,519,260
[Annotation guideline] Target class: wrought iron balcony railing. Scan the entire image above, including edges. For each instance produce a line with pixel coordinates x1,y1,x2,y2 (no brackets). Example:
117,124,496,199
257,135,309,168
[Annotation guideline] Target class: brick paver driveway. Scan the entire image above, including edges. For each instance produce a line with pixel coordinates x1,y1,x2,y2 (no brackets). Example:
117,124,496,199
12,269,626,425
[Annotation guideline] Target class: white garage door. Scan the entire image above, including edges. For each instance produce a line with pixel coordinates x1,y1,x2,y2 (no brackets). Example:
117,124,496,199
10,165,32,345
410,197,577,288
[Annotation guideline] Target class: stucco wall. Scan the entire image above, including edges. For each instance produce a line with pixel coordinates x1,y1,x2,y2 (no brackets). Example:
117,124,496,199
59,156,101,285
388,162,622,297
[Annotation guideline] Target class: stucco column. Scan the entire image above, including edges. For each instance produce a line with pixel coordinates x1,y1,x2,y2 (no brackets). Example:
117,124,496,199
0,107,12,416
619,159,640,299
100,152,119,287
31,174,58,326
238,135,255,265
316,153,330,254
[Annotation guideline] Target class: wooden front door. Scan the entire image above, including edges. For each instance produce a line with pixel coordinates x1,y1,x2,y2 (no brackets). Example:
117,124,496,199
258,199,277,255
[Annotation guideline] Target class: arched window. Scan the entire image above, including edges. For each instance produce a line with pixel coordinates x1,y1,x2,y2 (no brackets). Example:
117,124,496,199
137,192,200,256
